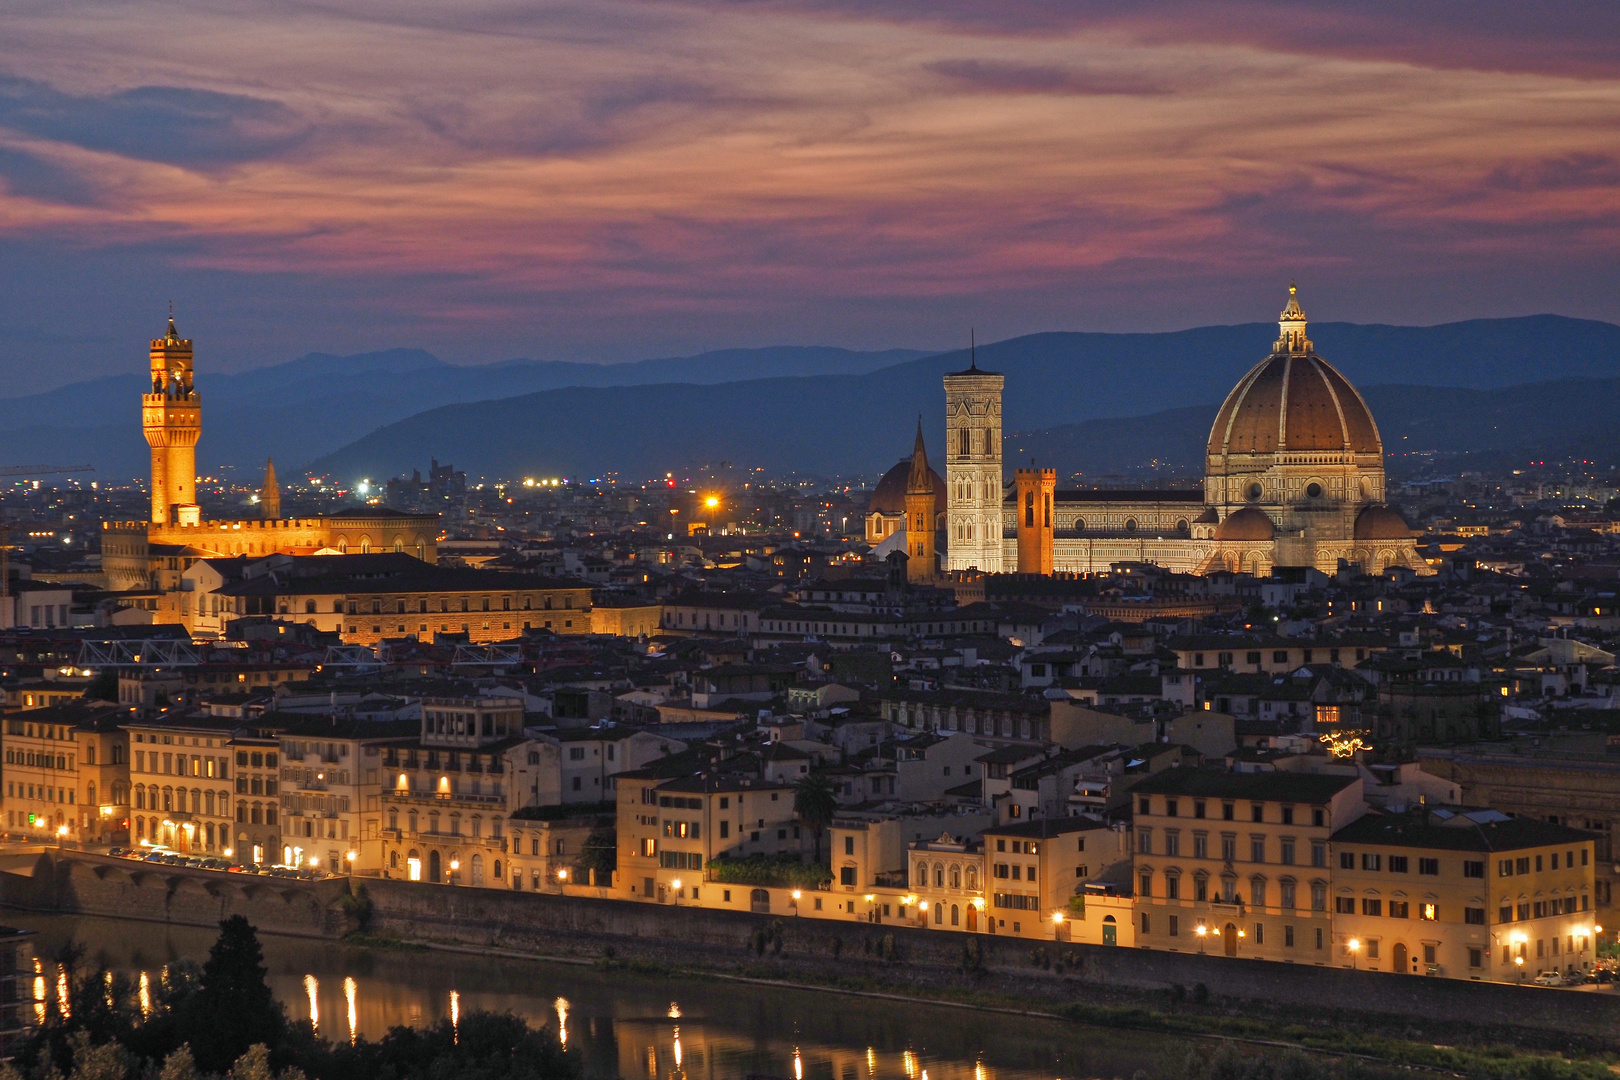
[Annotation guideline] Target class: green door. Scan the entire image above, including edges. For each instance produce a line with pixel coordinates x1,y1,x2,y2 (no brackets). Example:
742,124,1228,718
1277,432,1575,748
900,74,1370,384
1102,916,1117,946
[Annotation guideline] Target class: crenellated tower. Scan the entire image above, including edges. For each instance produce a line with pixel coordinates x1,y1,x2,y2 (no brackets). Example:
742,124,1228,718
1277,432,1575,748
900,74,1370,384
1014,466,1056,575
142,314,201,525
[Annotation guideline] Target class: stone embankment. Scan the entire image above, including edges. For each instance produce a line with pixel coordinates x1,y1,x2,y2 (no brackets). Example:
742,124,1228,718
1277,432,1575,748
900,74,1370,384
5,849,1619,1040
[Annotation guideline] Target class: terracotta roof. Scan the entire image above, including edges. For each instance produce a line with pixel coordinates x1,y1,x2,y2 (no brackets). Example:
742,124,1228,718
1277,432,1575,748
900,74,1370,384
1213,506,1276,542
1207,353,1381,457
868,459,944,516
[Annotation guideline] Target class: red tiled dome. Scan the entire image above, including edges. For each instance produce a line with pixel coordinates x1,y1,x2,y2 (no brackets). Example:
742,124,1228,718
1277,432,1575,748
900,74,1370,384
1213,506,1276,542
1354,505,1414,540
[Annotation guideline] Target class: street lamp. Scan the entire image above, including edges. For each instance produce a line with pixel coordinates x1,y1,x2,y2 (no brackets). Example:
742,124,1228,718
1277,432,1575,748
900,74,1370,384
1195,924,1208,953
1347,938,1361,970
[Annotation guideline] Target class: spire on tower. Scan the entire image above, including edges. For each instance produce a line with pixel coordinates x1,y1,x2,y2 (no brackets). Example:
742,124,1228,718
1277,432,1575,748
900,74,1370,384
1274,281,1311,354
260,456,282,519
906,416,934,494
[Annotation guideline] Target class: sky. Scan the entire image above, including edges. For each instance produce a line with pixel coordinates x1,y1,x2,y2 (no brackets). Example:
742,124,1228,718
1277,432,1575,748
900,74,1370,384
1,0,1618,392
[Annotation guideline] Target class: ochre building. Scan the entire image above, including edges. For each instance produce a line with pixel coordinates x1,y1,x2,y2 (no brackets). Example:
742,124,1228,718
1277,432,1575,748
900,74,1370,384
103,317,439,596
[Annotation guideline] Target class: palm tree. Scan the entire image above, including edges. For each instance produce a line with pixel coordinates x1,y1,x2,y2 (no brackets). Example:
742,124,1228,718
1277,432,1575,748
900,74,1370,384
793,773,839,864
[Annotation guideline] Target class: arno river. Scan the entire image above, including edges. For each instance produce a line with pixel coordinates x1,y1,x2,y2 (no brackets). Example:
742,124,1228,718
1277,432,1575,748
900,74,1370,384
17,914,1198,1080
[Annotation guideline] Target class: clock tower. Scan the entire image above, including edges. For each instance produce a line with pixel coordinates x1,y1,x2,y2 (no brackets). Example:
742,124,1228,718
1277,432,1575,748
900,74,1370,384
142,314,201,525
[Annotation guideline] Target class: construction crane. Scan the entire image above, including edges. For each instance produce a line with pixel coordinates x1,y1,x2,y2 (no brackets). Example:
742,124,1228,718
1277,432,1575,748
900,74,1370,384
1,464,96,625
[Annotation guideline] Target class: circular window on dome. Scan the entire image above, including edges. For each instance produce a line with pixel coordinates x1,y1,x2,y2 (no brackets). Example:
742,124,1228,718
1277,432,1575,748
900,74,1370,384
1247,483,1263,500
1124,518,1138,533
1176,519,1189,534
1306,482,1323,498
1073,518,1085,534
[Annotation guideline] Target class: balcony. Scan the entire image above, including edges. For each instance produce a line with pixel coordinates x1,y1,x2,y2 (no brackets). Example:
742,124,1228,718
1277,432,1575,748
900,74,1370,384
387,789,504,806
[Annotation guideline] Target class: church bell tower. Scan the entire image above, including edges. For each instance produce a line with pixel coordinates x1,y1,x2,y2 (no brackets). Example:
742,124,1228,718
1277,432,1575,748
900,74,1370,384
142,313,201,525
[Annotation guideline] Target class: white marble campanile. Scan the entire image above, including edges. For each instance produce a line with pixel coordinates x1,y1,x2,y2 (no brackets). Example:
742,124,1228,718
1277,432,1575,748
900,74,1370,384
944,352,1004,572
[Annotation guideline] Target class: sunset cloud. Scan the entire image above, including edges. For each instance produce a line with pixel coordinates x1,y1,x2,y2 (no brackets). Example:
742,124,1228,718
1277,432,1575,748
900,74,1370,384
0,0,1616,390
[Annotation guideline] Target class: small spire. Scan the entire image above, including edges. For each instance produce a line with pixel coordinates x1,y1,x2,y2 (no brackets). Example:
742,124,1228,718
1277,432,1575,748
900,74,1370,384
1275,281,1310,353
906,417,934,495
969,328,977,371
166,300,179,341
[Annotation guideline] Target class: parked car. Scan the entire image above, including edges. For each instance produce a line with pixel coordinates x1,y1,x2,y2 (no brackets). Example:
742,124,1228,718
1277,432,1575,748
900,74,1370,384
1533,970,1567,987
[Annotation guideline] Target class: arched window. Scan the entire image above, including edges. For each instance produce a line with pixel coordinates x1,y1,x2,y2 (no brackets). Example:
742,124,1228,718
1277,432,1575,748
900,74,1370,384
934,863,944,888
965,866,978,890
949,866,961,889
336,538,347,554
915,861,928,886
359,537,371,554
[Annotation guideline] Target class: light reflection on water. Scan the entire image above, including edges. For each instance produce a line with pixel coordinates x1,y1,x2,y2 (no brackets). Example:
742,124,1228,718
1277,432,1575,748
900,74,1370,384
18,912,1198,1080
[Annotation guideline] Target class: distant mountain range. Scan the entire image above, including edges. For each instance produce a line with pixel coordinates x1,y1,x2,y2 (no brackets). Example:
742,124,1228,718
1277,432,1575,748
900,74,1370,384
0,345,927,480
306,315,1620,482
4,314,1618,482
1007,378,1620,478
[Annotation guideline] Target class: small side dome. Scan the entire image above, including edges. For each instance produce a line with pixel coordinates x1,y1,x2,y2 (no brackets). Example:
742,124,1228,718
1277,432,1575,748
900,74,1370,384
1354,505,1414,540
869,460,944,516
1213,506,1275,542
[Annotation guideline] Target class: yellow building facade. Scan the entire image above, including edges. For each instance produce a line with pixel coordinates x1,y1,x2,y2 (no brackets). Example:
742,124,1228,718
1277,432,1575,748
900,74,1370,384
1329,808,1597,982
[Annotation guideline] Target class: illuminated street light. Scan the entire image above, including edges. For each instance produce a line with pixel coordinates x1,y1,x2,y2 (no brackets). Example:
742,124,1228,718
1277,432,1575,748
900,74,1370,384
557,868,569,880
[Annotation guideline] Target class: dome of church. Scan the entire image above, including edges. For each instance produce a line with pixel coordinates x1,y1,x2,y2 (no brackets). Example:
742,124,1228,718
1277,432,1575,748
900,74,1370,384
1354,505,1414,540
869,459,944,517
1213,506,1276,542
1207,287,1381,459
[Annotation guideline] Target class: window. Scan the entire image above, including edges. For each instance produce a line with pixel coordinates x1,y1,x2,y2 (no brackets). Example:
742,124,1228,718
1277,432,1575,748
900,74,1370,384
840,867,856,886
1468,947,1483,969
1361,853,1381,871
1280,840,1295,866
1418,857,1439,876
1139,872,1153,898
1250,837,1265,863
1465,907,1485,925
1223,802,1235,821
1167,832,1182,857
1340,851,1355,870
1281,806,1294,826
1140,913,1150,936
1221,836,1235,861
1251,803,1264,823
1138,829,1152,855
1463,860,1484,879
1284,924,1295,948
1279,881,1296,909
1311,843,1326,868
1166,800,1178,817
1335,896,1356,915
1361,898,1381,916
1138,797,1151,815
1515,857,1530,875
1498,858,1513,877
1169,915,1179,937
844,836,854,856
1388,900,1408,919
1194,800,1206,819
1388,855,1408,874
1165,874,1180,899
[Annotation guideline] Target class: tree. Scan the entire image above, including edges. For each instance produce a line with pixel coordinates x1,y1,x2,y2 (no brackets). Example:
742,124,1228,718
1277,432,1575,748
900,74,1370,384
793,773,839,863
573,824,617,886
178,917,286,1074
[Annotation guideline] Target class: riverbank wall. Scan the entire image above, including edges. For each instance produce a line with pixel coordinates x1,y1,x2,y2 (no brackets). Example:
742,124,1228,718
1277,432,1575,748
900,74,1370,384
5,849,1620,1042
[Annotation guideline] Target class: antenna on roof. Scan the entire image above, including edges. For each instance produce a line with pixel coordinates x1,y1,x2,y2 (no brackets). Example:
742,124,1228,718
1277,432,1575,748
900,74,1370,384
969,328,977,371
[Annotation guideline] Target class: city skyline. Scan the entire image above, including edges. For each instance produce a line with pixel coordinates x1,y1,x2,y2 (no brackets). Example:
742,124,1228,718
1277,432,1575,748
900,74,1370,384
1,0,1619,390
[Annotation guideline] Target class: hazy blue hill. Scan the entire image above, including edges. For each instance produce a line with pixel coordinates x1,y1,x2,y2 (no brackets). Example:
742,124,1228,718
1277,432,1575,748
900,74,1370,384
1005,378,1620,478
0,344,927,478
8,315,1619,479
305,316,1620,482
